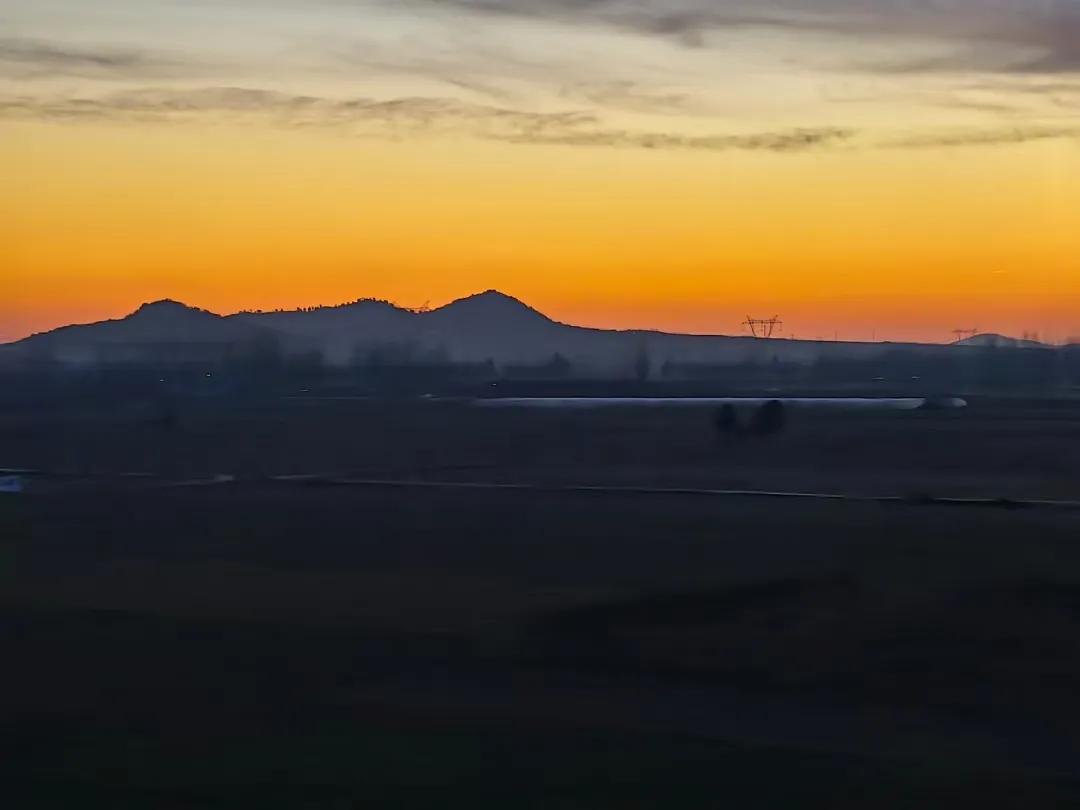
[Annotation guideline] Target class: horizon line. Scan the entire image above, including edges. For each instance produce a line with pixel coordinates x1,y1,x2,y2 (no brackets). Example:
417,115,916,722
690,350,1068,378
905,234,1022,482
4,289,1059,350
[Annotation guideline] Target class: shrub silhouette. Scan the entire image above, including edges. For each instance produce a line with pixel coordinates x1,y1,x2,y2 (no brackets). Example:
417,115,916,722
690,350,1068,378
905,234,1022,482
713,404,739,437
750,400,787,436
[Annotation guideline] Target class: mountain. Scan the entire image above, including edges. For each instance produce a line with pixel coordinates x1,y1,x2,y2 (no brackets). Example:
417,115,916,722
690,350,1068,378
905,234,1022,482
416,291,563,362
231,298,416,365
24,299,260,342
425,290,552,329
4,290,1035,375
8,300,272,365
223,290,567,365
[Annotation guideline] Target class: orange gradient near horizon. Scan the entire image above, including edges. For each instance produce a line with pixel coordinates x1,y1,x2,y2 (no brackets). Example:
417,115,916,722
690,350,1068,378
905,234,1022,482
4,120,1080,344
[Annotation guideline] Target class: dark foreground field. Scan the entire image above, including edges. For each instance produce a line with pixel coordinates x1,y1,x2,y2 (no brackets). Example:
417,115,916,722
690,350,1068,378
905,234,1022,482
3,397,1080,807
3,394,1080,496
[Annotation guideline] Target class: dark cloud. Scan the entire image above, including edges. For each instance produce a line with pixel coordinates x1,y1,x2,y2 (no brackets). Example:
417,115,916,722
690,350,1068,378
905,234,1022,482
890,124,1080,148
411,0,1080,74
0,86,589,129
0,37,190,79
0,85,853,152
494,125,855,151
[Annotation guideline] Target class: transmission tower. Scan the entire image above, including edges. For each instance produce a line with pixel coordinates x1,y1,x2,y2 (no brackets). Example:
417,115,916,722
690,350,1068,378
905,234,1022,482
743,316,783,338
952,328,979,343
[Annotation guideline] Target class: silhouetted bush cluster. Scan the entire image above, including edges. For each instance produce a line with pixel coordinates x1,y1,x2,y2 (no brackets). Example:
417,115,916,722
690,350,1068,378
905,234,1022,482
714,400,787,440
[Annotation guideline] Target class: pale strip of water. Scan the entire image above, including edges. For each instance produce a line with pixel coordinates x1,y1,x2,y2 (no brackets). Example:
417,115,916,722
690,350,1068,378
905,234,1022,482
472,397,966,410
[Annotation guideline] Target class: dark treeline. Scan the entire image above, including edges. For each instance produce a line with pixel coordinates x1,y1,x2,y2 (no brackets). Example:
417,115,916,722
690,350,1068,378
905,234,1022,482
3,342,1080,407
665,346,1077,392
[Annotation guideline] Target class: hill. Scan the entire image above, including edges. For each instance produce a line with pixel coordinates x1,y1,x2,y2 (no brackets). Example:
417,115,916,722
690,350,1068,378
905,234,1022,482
954,333,1046,349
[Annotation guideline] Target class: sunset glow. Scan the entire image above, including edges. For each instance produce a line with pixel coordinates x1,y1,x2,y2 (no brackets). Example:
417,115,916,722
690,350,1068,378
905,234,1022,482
4,0,1080,343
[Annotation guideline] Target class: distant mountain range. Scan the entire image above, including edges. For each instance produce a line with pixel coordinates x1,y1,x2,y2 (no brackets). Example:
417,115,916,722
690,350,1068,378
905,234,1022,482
0,291,1056,375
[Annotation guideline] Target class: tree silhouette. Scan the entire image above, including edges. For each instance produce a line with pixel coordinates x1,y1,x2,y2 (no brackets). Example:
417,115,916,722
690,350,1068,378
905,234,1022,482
713,404,739,437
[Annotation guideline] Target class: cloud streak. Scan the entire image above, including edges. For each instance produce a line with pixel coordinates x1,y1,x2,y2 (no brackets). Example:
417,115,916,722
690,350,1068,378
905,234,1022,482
0,85,854,152
0,37,196,80
494,125,854,151
11,84,1067,152
889,124,1080,148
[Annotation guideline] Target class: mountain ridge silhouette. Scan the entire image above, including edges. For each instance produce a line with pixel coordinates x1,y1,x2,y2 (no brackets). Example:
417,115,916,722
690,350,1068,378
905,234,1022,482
3,290,1052,371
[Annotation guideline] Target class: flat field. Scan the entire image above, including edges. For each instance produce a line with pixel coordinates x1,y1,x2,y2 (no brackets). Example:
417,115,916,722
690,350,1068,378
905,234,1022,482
2,394,1079,496
3,396,1080,807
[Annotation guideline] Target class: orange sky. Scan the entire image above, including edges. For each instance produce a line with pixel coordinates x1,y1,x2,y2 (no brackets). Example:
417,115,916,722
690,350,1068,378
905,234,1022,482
4,0,1080,344
4,119,1078,345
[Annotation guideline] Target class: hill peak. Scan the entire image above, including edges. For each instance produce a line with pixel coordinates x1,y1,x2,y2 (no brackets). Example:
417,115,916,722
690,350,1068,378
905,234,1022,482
955,333,1045,349
139,299,195,310
130,299,215,318
475,289,519,302
435,290,548,319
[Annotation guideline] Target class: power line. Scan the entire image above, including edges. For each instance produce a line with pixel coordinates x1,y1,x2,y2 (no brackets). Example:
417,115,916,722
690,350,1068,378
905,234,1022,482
743,316,783,338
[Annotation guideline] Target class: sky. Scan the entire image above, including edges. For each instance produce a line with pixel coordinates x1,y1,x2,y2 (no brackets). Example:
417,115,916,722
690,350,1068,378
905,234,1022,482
2,0,1079,344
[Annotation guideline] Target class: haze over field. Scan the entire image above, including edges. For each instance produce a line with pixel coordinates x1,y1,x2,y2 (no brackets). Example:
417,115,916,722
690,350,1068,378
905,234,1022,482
3,0,1080,343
